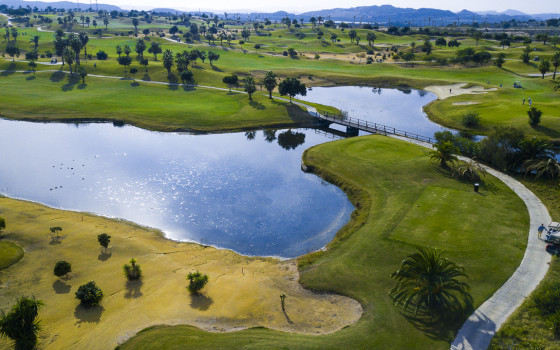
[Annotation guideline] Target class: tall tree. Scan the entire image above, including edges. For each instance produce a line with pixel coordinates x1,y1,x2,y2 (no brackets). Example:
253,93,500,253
135,38,146,58
79,31,89,61
473,31,482,46
551,52,560,80
539,59,550,79
10,27,17,42
278,77,307,103
132,18,139,35
162,49,174,77
348,29,357,43
103,17,109,29
390,247,472,318
116,44,122,57
243,76,256,100
31,35,39,49
366,31,376,47
63,47,74,74
25,50,38,74
0,296,44,350
262,71,277,99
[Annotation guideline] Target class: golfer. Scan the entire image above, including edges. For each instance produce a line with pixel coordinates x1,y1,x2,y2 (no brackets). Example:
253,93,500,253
538,223,547,239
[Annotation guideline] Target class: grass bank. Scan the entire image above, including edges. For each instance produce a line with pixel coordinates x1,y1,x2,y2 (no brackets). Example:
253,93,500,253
120,135,528,349
0,241,23,270
0,71,315,133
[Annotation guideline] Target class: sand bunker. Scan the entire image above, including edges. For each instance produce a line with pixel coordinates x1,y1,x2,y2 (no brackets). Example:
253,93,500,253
0,198,362,350
452,101,481,106
425,83,497,100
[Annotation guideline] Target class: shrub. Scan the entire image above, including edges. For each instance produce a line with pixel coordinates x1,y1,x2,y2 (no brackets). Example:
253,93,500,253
314,54,320,59
528,106,542,127
462,112,481,128
366,49,374,55
186,271,209,295
123,258,142,280
533,281,560,316
75,281,103,307
549,310,560,339
54,261,72,278
0,217,5,231
282,50,288,56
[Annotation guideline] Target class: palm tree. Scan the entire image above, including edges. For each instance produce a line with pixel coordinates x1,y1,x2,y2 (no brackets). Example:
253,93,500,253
523,158,560,179
451,160,486,181
552,52,560,80
516,137,554,169
244,76,256,101
428,141,458,168
0,296,44,350
390,247,472,318
262,71,277,99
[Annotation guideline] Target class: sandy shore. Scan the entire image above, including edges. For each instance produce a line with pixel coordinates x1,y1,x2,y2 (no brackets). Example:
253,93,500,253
425,83,497,100
0,197,362,349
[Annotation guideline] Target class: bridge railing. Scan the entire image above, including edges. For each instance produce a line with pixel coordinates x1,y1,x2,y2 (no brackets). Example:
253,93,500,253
319,112,434,144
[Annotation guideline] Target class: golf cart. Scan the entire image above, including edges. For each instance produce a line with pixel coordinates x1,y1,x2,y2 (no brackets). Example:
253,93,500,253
513,81,522,89
545,222,560,244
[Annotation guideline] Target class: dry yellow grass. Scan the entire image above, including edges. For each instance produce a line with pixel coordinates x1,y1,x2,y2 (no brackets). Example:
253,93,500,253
0,197,361,349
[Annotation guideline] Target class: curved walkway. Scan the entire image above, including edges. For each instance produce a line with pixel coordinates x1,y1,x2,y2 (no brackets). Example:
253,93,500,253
388,137,552,350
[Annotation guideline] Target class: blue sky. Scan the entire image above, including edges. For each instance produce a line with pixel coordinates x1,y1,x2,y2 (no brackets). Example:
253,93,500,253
37,0,558,14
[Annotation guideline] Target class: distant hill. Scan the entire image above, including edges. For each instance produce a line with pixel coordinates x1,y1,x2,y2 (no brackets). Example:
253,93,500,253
1,1,558,25
0,0,121,11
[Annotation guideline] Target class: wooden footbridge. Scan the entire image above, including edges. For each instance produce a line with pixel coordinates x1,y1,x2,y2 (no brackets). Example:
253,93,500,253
314,111,435,144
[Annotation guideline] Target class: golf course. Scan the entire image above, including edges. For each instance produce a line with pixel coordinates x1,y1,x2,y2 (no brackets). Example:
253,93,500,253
0,6,559,349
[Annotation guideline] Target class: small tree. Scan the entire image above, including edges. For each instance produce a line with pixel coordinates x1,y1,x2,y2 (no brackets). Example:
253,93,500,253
140,58,149,73
6,45,20,61
96,50,108,60
208,51,220,66
0,217,5,232
78,65,87,84
528,106,543,127
244,76,256,101
123,258,142,280
428,141,458,169
97,233,111,252
495,53,506,68
223,74,238,91
49,226,63,238
278,77,307,103
129,67,138,81
0,296,43,350
118,55,132,75
54,261,72,279
186,271,209,295
148,41,162,61
75,281,103,307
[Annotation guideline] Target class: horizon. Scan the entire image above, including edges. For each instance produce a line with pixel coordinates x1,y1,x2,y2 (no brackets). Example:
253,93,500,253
5,0,559,15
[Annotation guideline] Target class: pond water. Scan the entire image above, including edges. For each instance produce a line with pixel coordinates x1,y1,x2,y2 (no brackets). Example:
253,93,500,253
0,86,438,258
303,86,446,137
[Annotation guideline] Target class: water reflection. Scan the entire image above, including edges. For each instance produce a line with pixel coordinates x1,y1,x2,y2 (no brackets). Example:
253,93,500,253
303,86,450,137
0,120,352,258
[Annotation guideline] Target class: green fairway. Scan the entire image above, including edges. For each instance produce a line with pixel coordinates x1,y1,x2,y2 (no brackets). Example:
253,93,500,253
120,135,529,349
2,22,559,138
0,72,313,132
0,241,24,270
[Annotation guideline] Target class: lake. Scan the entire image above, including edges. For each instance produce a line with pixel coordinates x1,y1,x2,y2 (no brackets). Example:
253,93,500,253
0,86,438,258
